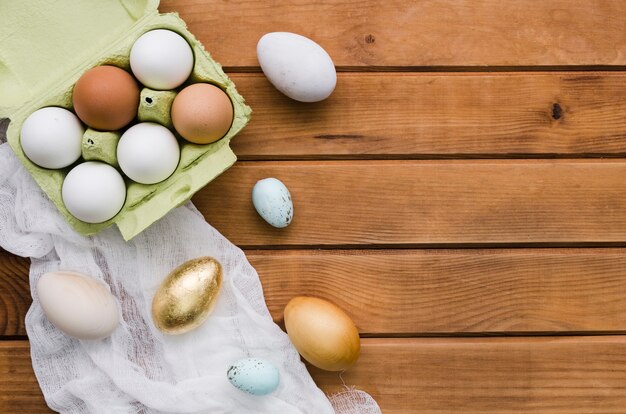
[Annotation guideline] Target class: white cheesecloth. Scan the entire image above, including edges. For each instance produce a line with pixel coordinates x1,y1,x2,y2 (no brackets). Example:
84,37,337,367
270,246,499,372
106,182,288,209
0,130,381,414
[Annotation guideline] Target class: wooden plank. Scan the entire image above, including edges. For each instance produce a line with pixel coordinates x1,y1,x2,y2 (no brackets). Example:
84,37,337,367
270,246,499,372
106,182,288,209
229,72,626,159
4,248,626,337
251,249,626,334
160,0,626,67
312,336,626,413
193,160,626,247
3,337,626,413
0,249,29,336
0,342,47,412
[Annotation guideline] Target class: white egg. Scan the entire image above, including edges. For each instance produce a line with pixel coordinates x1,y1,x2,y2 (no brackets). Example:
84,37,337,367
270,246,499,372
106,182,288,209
62,162,126,223
37,271,119,340
257,32,336,102
252,178,293,228
20,107,84,169
117,122,180,184
130,29,194,90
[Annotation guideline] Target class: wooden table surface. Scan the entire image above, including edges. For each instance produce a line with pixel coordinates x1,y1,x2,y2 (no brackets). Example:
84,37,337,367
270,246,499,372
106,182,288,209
2,1,626,412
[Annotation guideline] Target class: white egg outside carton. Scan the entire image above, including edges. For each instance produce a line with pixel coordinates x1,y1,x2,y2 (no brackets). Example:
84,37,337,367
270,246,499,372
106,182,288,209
257,32,337,102
37,271,119,340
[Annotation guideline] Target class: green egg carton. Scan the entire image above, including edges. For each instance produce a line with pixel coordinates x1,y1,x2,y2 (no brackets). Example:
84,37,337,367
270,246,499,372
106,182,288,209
0,0,251,241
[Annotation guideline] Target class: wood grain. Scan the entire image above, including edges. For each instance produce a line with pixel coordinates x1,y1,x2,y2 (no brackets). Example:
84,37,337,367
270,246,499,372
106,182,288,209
160,0,626,67
4,248,626,337
0,249,29,337
0,342,47,413
193,160,626,247
312,336,626,413
251,249,626,335
229,72,626,159
4,337,626,413
3,1,625,413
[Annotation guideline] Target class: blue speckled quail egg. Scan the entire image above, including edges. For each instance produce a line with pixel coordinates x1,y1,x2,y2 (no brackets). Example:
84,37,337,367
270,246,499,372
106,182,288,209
252,178,293,228
227,357,280,396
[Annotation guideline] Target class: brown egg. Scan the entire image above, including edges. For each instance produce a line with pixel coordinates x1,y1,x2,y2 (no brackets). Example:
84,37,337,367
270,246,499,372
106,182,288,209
284,296,360,371
73,66,139,130
171,83,233,144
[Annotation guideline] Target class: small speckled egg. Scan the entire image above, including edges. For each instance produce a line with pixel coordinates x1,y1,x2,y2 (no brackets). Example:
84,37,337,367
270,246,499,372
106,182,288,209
252,178,293,228
227,357,280,396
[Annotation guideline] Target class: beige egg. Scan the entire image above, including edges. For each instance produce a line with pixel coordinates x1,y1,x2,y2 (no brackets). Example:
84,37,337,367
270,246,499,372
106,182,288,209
152,257,223,335
284,296,360,371
171,83,233,144
37,271,119,340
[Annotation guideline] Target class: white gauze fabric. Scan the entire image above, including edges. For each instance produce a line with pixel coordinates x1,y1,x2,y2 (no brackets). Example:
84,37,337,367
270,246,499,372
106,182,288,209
0,139,381,414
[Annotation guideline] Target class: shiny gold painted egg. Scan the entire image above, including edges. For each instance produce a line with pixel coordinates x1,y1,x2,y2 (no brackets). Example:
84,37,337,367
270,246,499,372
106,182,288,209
152,257,223,335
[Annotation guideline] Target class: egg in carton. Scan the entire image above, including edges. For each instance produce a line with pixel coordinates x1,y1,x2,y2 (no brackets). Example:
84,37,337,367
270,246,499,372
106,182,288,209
0,0,251,241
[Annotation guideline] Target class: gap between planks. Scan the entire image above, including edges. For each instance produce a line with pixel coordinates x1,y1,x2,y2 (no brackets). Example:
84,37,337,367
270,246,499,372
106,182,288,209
224,65,626,73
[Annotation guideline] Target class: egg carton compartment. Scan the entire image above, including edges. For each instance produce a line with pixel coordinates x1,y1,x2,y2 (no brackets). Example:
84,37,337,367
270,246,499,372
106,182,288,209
4,8,252,241
82,129,121,167
139,88,176,128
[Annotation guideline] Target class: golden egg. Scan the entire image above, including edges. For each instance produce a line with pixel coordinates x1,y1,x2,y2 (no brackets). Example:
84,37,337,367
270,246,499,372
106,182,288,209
284,296,360,371
152,257,222,335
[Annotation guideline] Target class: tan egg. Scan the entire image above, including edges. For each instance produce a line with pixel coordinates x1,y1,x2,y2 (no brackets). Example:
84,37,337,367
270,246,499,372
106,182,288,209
152,257,222,335
284,296,360,371
171,83,233,144
73,65,140,131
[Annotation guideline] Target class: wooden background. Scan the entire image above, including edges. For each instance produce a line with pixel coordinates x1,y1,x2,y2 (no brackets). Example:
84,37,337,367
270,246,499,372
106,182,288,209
2,1,626,412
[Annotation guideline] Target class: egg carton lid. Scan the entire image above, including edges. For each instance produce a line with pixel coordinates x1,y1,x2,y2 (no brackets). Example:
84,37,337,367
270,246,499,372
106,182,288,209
0,0,160,118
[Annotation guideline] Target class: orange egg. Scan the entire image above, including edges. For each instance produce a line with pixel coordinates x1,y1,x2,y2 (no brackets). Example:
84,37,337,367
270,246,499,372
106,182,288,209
73,66,139,131
171,83,233,144
284,296,360,371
